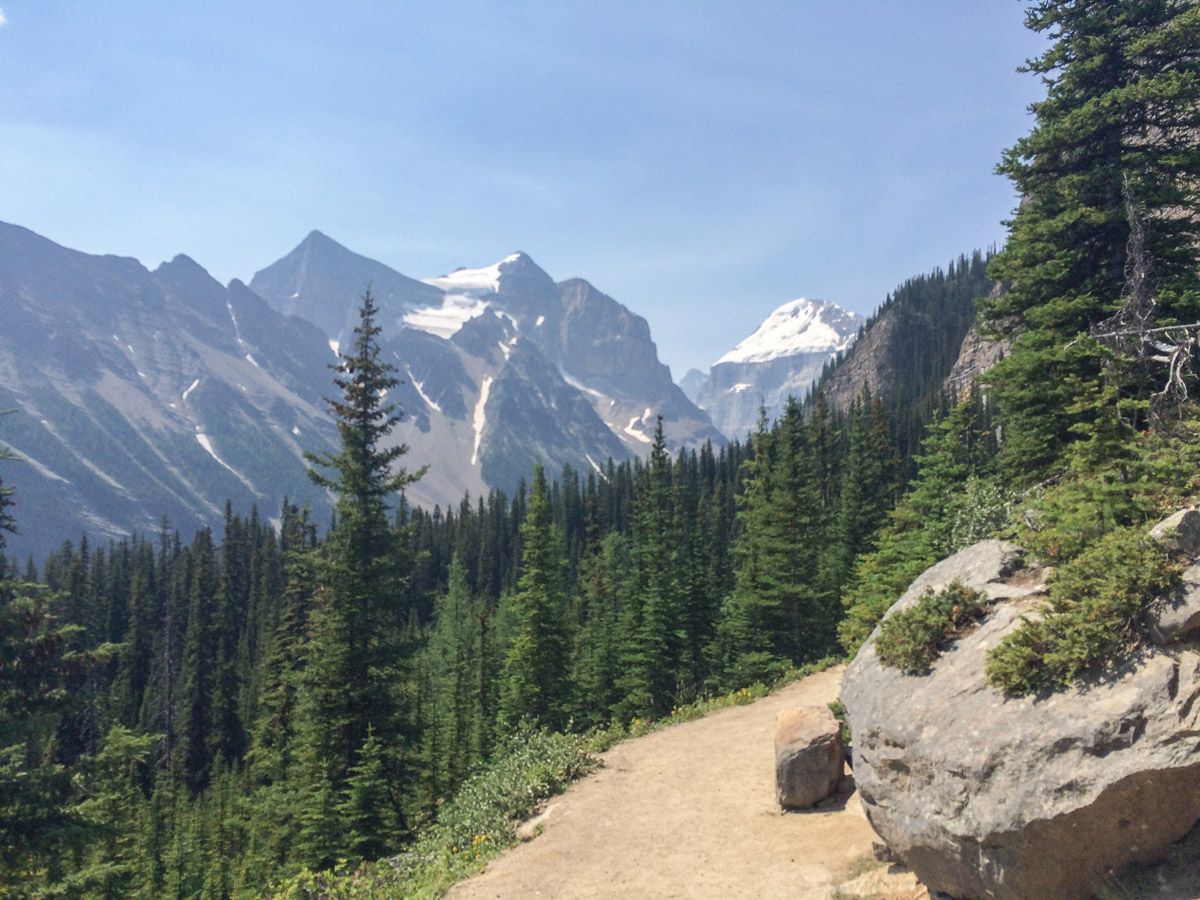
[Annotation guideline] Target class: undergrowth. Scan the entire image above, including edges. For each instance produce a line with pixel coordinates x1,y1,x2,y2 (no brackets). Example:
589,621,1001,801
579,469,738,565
985,527,1180,695
271,658,841,898
874,582,987,674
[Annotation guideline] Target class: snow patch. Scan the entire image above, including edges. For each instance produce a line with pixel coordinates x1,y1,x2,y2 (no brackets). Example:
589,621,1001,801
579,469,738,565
407,369,443,414
535,315,545,327
471,375,493,466
245,354,260,369
731,383,755,393
10,448,70,484
624,415,652,445
716,298,860,365
196,433,244,481
329,339,340,356
584,453,603,475
562,372,607,401
291,425,301,436
403,294,489,339
182,378,200,401
426,262,503,294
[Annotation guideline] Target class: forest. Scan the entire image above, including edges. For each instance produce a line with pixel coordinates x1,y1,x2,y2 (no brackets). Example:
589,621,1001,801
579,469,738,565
3,0,1200,896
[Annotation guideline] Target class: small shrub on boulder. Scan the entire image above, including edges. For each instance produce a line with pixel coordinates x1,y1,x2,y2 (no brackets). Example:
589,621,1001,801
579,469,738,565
875,581,987,674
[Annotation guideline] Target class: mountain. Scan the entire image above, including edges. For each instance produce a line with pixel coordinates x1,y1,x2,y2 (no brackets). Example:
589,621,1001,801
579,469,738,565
691,299,862,440
0,224,723,559
0,222,337,561
810,252,995,469
250,236,723,499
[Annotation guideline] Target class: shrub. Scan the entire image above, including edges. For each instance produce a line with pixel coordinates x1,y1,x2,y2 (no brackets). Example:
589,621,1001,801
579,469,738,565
985,527,1178,695
874,581,987,674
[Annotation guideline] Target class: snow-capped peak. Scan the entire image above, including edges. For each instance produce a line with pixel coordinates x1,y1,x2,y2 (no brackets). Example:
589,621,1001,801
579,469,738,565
715,298,861,366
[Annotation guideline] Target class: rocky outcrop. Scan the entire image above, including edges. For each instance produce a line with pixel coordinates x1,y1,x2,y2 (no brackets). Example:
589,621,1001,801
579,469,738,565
842,531,1200,900
943,324,1008,399
774,707,843,809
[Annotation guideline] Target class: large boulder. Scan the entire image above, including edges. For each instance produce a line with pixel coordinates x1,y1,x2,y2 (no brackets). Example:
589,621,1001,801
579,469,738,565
842,538,1200,900
774,706,843,809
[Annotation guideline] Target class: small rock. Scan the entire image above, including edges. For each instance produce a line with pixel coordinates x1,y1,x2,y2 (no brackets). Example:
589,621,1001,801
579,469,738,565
774,706,843,809
516,803,557,842
1149,561,1200,644
1149,508,1200,559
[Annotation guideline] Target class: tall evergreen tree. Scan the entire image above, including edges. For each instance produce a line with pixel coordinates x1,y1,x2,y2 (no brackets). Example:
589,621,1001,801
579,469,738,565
986,0,1200,481
293,288,421,866
499,465,570,729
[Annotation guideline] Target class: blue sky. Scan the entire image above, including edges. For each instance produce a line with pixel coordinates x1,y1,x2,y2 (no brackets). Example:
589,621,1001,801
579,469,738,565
0,2,1047,376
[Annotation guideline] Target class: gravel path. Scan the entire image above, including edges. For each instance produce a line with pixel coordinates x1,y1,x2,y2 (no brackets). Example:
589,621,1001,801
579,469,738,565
450,666,927,899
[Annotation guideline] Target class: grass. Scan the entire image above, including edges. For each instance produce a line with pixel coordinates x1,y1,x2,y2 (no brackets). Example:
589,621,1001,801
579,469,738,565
270,657,842,898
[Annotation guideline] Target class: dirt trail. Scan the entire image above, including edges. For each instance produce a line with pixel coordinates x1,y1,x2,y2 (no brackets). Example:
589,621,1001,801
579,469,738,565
450,666,926,900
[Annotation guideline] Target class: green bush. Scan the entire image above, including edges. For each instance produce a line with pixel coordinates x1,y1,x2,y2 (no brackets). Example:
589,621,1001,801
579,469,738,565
985,527,1178,695
874,581,988,674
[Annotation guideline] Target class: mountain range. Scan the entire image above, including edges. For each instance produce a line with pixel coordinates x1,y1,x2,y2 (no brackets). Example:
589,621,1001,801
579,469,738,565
0,224,724,560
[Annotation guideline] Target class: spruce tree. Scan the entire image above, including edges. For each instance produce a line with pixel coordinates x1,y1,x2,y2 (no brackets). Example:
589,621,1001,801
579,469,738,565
499,464,570,729
293,288,422,866
986,0,1200,482
617,418,680,719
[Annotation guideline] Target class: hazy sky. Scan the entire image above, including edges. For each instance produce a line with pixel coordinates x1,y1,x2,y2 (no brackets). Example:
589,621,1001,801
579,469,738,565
0,2,1047,376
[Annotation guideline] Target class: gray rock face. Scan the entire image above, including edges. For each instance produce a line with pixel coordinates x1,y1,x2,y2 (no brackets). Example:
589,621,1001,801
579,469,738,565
774,706,843,809
1149,561,1200,645
1148,507,1200,559
842,538,1200,900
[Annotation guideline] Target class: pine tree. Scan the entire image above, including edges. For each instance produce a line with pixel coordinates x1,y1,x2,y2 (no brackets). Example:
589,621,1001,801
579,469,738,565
839,398,996,652
292,288,422,865
617,418,680,719
986,0,1200,482
424,554,484,796
175,527,218,795
499,464,570,729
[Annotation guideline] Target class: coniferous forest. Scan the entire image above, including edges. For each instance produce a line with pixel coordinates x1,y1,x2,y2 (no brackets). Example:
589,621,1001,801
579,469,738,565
3,0,1200,896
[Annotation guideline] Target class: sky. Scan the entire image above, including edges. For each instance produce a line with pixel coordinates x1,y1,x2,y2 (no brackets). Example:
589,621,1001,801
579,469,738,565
0,2,1048,377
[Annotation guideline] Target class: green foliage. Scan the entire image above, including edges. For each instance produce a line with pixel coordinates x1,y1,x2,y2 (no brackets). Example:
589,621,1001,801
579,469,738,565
499,465,570,730
875,582,988,674
986,527,1178,695
272,728,597,899
985,0,1200,483
840,397,997,653
292,289,423,864
1015,423,1200,562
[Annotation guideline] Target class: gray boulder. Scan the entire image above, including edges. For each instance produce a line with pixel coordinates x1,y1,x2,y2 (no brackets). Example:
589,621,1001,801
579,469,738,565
1148,507,1200,559
774,706,843,809
842,539,1200,900
1148,560,1200,645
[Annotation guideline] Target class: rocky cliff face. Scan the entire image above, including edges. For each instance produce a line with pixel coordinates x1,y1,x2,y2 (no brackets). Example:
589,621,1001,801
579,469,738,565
943,324,1008,398
817,310,898,413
